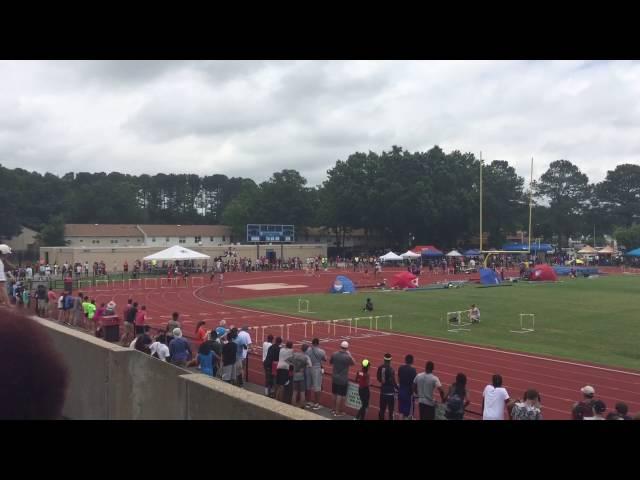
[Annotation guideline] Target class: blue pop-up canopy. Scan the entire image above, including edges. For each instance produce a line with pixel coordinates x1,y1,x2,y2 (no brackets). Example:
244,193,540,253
625,248,640,257
502,243,555,253
464,249,481,256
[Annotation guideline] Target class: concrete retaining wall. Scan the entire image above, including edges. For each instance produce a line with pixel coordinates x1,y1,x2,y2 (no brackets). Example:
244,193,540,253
36,319,324,420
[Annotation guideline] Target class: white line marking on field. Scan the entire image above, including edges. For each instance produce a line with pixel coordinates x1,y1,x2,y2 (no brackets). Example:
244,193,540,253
192,285,640,378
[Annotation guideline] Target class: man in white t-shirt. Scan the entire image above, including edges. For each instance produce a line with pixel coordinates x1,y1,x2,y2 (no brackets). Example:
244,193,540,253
482,374,510,420
150,334,171,362
262,334,274,396
235,326,252,385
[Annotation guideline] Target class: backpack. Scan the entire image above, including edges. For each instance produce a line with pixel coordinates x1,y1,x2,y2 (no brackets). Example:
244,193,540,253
445,389,465,418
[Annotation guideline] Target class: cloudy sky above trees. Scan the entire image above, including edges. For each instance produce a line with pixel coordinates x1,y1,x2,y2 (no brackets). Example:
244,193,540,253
1,60,639,186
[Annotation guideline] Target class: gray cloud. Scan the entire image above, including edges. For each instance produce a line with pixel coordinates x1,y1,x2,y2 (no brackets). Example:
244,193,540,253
0,60,639,186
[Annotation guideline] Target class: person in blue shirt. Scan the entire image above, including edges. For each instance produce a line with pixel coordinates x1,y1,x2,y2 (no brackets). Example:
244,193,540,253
63,292,75,324
197,341,218,377
168,328,192,367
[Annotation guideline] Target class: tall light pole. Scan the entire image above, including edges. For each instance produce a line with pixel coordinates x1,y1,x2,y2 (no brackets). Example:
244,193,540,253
479,152,483,252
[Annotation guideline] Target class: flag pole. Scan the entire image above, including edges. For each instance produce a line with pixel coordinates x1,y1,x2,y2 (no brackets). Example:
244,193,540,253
479,151,483,253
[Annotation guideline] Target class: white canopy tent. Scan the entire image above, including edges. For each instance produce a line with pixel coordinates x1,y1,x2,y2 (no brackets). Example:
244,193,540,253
446,250,463,257
143,245,211,261
401,250,421,259
379,251,404,262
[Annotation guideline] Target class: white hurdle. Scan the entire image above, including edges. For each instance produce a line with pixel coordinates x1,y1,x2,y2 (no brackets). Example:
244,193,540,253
78,279,93,290
95,279,110,291
353,316,373,333
447,309,472,332
128,278,142,289
144,278,158,289
511,313,535,334
298,298,315,313
160,278,175,289
190,276,204,288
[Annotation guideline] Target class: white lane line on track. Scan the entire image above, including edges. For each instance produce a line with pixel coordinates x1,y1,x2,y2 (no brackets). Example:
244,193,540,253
192,285,640,378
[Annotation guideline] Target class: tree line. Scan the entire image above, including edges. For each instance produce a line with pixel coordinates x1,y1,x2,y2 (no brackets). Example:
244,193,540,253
1,145,639,250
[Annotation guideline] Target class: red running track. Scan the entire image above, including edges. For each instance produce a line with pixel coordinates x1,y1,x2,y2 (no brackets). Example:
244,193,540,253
83,269,640,420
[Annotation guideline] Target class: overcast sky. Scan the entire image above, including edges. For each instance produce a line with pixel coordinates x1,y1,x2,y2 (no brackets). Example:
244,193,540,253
1,60,639,186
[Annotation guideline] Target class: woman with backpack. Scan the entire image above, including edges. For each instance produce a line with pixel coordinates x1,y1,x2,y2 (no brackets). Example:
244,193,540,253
444,373,471,420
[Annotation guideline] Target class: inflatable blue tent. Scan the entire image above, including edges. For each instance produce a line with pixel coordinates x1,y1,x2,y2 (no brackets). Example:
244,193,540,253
479,267,501,285
330,275,356,294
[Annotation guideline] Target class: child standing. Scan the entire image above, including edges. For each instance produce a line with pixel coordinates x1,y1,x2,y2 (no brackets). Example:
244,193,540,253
355,359,371,420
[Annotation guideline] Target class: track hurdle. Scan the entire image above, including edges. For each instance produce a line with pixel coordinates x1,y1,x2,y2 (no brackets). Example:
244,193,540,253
128,278,142,289
353,316,373,333
446,309,472,332
331,318,353,336
160,278,176,289
310,319,332,336
510,313,535,334
374,314,393,331
110,279,124,289
190,276,204,288
262,324,285,340
78,279,93,290
298,298,315,313
95,279,110,291
144,278,158,289
286,321,309,340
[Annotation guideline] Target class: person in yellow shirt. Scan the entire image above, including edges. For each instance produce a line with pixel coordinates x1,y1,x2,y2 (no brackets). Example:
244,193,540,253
82,297,97,334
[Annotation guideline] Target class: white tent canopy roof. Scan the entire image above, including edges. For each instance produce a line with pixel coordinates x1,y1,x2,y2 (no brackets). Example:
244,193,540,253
379,251,404,261
143,245,211,261
446,250,463,257
401,250,421,258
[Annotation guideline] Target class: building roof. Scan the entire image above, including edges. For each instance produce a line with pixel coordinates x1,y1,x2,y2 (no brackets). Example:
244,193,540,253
139,225,231,237
65,224,143,237
65,224,232,238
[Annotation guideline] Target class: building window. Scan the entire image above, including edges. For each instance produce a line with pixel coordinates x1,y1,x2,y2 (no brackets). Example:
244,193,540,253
222,236,226,242
194,236,202,243
179,237,186,244
209,236,214,242
152,237,156,242
165,237,170,242
126,239,129,242
137,239,140,242
79,240,83,243
111,239,119,244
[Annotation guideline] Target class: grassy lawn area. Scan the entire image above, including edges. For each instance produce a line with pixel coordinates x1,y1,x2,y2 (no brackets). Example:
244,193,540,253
231,275,640,370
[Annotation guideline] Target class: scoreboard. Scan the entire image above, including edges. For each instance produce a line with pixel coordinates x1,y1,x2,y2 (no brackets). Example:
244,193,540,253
246,224,295,243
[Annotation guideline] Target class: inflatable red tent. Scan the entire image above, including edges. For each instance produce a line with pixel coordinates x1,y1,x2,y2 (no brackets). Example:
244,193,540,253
391,271,419,289
530,264,558,282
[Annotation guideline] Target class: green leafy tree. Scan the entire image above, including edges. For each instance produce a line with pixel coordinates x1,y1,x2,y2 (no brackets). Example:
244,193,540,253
595,164,640,227
535,160,591,247
482,160,526,247
37,215,67,246
614,224,640,250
